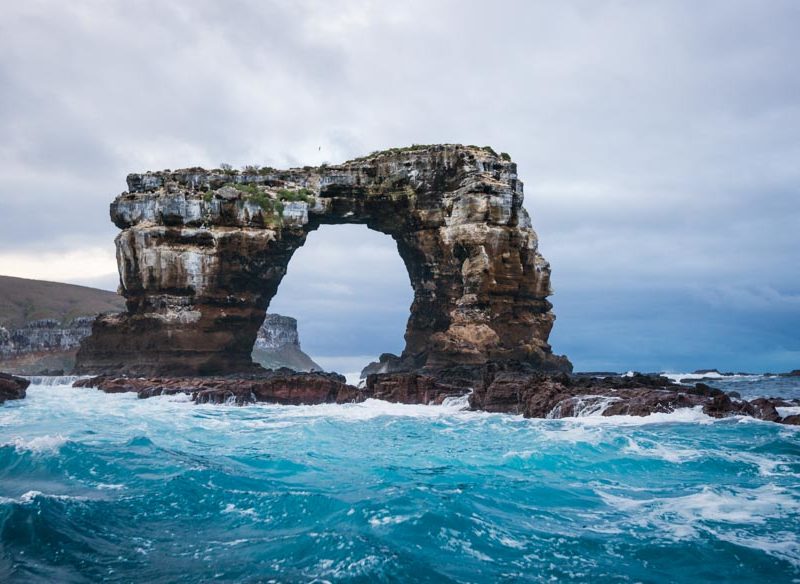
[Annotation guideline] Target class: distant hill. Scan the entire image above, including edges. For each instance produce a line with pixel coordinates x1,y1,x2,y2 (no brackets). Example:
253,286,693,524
0,275,321,375
0,275,125,328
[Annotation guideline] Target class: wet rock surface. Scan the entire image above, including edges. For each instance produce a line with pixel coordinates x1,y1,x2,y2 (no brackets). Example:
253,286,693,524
363,372,471,405
74,370,359,406
468,366,800,424
0,372,30,403
71,366,800,425
76,144,570,376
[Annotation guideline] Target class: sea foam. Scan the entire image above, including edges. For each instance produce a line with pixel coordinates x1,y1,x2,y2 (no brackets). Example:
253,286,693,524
0,376,798,582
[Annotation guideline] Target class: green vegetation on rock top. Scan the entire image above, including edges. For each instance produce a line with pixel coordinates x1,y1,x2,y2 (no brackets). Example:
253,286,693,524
276,188,312,202
348,143,505,164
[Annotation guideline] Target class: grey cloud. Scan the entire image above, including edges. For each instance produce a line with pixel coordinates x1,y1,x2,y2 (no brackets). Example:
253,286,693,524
1,0,797,371
269,226,413,363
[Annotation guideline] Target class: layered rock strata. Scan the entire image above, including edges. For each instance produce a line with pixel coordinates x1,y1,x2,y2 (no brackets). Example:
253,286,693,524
251,314,320,372
0,312,316,375
75,144,570,376
0,317,95,375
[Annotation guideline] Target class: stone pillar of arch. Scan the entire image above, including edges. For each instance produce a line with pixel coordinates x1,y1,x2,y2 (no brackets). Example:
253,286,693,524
75,145,571,376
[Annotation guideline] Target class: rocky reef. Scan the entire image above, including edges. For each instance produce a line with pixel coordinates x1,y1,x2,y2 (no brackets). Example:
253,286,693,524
467,366,800,424
74,371,355,406
75,144,570,376
0,372,29,404
72,368,799,425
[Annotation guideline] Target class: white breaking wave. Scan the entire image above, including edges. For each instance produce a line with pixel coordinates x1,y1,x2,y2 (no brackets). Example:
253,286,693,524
660,371,763,384
546,395,621,418
0,490,89,505
23,375,89,386
441,392,472,410
596,484,800,565
11,380,759,430
9,434,69,454
555,405,715,427
598,483,799,526
776,406,800,418
236,397,479,422
622,436,701,463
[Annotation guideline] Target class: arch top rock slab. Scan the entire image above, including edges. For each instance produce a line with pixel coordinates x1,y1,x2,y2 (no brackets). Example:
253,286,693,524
76,144,571,376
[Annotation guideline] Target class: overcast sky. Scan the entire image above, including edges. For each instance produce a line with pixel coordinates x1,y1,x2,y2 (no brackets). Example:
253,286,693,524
1,0,798,373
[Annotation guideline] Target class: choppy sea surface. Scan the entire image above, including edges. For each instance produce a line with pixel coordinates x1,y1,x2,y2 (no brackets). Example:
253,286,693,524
1,375,799,583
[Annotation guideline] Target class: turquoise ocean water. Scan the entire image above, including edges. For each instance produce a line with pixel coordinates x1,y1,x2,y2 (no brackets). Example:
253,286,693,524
1,376,799,583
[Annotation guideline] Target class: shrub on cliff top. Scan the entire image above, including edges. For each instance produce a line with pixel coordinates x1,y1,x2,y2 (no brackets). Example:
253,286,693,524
276,188,312,203
247,191,276,213
226,183,260,197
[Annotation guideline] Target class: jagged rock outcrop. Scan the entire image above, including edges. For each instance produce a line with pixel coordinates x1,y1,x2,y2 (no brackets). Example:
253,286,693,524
363,372,470,405
74,371,358,406
468,366,800,424
252,314,320,372
75,144,571,376
0,372,29,404
72,369,799,425
360,353,405,379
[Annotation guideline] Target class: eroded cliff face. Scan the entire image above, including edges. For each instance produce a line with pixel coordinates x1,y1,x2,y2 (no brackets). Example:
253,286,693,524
0,318,95,374
252,314,321,372
0,313,315,375
76,144,571,376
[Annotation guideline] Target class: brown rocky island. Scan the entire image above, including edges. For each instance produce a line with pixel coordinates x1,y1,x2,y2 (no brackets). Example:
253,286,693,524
72,145,798,424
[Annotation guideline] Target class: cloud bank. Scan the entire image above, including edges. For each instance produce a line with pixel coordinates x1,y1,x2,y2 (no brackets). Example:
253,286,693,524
1,0,798,372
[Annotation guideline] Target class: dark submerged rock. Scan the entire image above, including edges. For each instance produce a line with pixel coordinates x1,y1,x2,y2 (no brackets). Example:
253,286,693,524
0,372,30,403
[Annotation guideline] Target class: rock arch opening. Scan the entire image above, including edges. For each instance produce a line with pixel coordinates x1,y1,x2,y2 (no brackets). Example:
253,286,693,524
266,224,414,380
75,144,571,376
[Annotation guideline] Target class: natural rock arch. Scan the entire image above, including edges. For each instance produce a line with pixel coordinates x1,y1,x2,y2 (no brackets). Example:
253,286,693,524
266,223,413,371
76,145,571,376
